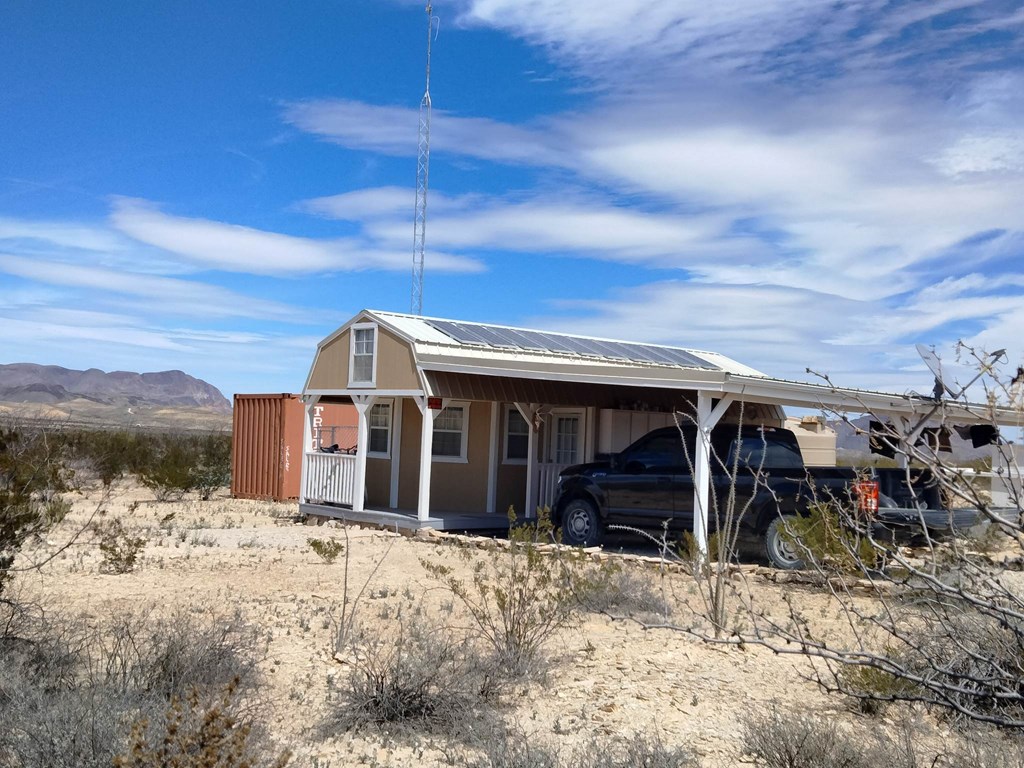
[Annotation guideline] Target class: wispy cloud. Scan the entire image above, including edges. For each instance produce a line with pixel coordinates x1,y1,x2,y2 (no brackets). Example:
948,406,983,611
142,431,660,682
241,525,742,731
0,253,302,322
283,99,563,166
109,197,484,275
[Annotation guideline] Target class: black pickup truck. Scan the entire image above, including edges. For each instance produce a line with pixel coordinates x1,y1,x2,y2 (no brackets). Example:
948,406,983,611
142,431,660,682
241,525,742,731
551,424,977,569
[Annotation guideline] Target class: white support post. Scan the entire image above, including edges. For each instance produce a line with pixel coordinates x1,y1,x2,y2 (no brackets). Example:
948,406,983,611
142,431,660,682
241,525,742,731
416,397,436,522
352,394,375,512
891,415,909,469
515,403,541,519
692,392,734,559
298,396,320,504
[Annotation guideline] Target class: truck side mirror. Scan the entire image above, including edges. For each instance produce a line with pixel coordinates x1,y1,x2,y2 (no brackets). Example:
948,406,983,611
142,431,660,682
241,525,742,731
625,460,645,474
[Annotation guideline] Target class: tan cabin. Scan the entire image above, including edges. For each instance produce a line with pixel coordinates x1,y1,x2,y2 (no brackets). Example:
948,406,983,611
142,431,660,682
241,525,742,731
298,309,1014,547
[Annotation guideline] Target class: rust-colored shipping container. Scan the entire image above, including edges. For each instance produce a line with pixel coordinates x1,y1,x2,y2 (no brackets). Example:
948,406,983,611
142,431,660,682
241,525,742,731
232,394,357,501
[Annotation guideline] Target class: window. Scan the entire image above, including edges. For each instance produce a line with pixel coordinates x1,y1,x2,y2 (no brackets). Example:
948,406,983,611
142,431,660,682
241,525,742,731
552,414,580,465
349,324,376,386
622,433,686,472
725,434,803,470
432,402,469,460
504,406,529,463
367,401,392,457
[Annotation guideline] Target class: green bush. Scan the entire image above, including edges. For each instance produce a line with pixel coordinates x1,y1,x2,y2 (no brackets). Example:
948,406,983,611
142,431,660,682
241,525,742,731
308,538,344,564
95,518,148,574
0,424,74,597
837,664,920,716
783,502,880,573
135,432,231,502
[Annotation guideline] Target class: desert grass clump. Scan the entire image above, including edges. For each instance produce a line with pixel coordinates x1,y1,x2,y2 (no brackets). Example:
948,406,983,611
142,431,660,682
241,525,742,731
567,731,697,768
464,728,696,768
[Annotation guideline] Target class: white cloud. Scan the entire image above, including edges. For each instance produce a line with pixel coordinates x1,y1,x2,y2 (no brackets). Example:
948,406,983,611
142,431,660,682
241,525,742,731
109,197,484,275
299,186,477,220
283,99,562,166
0,253,302,322
0,217,130,253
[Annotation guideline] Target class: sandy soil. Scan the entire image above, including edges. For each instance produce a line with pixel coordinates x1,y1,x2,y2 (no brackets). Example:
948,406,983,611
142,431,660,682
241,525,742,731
14,483,954,767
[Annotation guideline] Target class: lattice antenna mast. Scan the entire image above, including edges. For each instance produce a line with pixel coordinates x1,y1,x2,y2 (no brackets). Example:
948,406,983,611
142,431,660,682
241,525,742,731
411,3,436,315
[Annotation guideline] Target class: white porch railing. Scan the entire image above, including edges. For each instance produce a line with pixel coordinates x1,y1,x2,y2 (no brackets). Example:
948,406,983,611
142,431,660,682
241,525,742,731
536,462,573,511
303,452,357,506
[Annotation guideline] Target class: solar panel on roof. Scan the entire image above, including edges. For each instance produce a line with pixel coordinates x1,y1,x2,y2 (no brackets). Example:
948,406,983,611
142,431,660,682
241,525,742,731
421,317,719,370
498,328,546,350
659,348,712,368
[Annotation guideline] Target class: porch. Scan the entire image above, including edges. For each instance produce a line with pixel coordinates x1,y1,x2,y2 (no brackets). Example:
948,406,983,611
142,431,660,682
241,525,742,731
300,449,571,521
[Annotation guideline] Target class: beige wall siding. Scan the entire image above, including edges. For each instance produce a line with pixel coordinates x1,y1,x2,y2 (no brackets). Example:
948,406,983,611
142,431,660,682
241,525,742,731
398,398,422,511
377,328,421,390
365,458,391,507
430,400,491,513
306,324,421,391
396,399,494,514
496,464,527,518
307,334,348,390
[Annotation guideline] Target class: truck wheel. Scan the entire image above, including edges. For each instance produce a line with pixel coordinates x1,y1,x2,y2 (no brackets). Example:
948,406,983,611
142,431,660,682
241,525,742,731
764,515,804,570
561,499,601,547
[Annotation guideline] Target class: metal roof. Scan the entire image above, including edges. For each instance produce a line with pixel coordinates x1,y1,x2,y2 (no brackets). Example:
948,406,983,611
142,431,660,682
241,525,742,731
305,310,1022,427
367,309,764,377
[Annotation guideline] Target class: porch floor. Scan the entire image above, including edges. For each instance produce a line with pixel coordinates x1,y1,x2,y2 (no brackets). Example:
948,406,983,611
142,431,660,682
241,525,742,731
299,502,512,533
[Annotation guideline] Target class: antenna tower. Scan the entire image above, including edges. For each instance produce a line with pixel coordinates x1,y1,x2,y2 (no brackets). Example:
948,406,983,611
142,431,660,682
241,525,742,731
411,3,435,315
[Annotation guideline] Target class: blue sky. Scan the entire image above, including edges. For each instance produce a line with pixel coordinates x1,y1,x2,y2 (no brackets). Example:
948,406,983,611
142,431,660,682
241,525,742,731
2,1,1023,398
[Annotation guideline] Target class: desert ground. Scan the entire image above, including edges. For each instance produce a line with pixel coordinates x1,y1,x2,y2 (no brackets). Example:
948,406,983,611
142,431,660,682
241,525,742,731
15,482,964,767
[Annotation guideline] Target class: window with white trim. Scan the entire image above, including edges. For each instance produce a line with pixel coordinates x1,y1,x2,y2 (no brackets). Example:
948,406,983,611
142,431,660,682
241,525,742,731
432,402,469,460
552,413,581,465
367,400,392,457
349,324,377,386
504,406,528,463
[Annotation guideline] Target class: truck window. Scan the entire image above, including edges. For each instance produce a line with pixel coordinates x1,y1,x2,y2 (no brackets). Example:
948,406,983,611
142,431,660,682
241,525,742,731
725,435,802,470
623,433,688,472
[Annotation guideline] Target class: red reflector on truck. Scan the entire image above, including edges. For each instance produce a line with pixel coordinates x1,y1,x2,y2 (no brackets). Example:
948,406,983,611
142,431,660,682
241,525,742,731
855,480,879,517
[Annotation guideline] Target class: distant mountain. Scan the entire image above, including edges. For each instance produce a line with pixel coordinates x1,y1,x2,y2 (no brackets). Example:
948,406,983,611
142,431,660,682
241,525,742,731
0,364,231,414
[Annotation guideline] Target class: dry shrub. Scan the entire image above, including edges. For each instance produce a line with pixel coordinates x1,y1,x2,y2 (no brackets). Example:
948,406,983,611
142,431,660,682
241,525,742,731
114,678,290,768
465,728,695,768
567,731,696,768
572,561,671,620
742,706,872,768
326,610,501,740
0,606,269,768
423,510,580,679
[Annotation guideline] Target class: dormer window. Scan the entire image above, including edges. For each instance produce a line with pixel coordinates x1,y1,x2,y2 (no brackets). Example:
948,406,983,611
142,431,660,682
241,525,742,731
349,323,377,386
